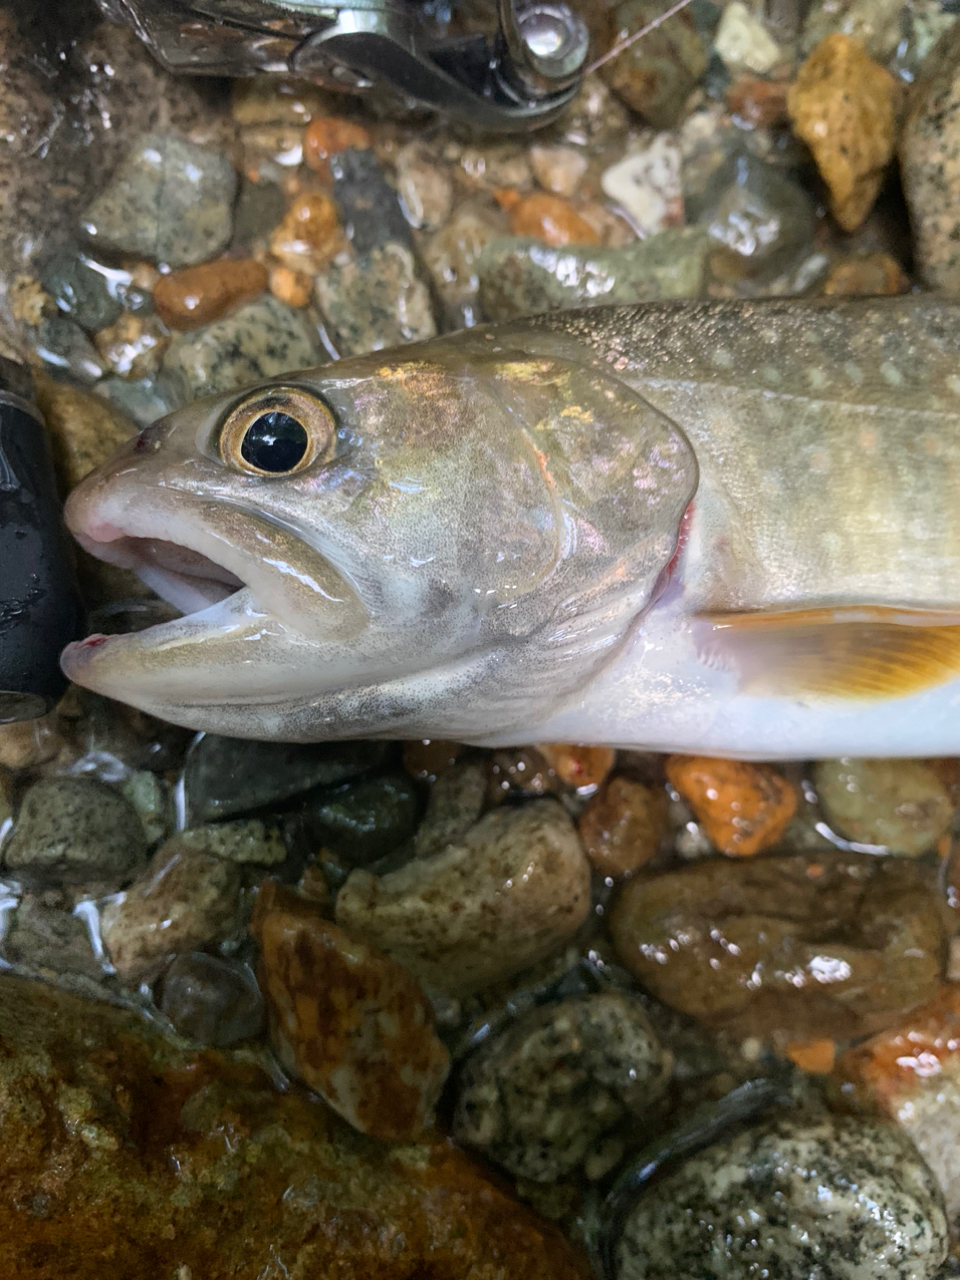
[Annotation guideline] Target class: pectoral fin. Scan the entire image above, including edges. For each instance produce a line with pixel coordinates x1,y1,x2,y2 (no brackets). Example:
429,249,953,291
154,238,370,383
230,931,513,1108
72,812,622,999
699,607,960,700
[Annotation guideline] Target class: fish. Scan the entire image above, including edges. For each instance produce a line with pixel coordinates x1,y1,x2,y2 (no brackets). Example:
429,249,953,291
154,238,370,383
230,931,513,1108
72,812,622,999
60,295,960,758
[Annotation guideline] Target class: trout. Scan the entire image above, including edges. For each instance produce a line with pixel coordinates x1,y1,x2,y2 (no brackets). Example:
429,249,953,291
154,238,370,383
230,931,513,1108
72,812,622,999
61,296,960,758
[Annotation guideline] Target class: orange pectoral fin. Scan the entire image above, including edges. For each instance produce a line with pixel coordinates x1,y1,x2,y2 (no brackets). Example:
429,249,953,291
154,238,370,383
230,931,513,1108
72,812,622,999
697,606,960,701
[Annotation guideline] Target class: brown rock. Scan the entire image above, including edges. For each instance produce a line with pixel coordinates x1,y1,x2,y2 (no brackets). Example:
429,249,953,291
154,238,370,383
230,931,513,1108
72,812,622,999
787,34,899,231
727,77,791,128
538,743,616,791
665,755,797,856
303,116,372,180
253,881,450,1141
822,251,909,295
93,312,168,379
601,0,709,129
609,852,946,1043
268,263,313,308
0,973,589,1280
835,986,960,1220
401,738,463,782
579,775,667,878
269,191,344,274
0,711,63,770
153,259,269,331
504,192,602,247
33,374,137,492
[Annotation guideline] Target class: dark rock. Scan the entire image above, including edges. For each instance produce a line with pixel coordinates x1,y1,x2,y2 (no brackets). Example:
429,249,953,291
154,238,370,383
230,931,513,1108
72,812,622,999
332,147,413,253
302,771,420,866
39,244,124,332
30,316,104,384
601,0,709,129
159,951,264,1045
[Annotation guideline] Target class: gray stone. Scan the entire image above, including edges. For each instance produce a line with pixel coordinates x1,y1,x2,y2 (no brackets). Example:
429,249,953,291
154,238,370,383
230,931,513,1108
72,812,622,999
2,897,104,981
117,771,173,847
175,819,287,865
184,734,388,823
302,772,420,866
616,1112,948,1280
40,244,123,332
454,992,671,1181
423,200,509,327
814,758,954,856
163,294,322,397
332,148,414,253
95,371,186,427
3,777,148,887
414,760,487,860
478,230,708,322
802,0,905,60
159,951,265,1045
82,133,237,268
231,175,287,252
31,317,104,384
901,22,960,292
315,243,437,357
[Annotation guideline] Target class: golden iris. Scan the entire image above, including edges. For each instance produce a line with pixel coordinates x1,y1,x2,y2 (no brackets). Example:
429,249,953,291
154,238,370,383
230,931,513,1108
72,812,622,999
219,388,335,476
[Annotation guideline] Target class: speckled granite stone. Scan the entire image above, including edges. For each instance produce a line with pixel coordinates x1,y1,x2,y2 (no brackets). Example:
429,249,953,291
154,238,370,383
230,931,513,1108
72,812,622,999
163,293,322,396
901,22,960,290
314,242,436,356
616,1111,948,1280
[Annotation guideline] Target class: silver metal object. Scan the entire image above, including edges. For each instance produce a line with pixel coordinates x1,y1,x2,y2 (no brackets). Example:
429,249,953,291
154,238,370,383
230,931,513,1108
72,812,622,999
95,0,588,131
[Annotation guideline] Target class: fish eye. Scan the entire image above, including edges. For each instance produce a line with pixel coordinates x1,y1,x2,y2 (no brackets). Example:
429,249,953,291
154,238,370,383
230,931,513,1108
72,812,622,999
219,387,336,477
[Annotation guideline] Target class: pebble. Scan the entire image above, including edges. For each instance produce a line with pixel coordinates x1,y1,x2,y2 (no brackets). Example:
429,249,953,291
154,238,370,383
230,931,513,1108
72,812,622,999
665,755,797,856
413,760,487,860
477,229,709,322
457,142,533,192
332,147,413,252
813,758,954,856
787,34,899,233
893,2,958,82
423,200,509,325
2,897,104,981
503,192,601,247
184,734,387,823
822,251,909,296
836,986,960,1222
602,0,709,129
559,73,632,149
801,0,905,61
0,973,586,1280
726,77,790,129
159,951,265,1045
302,771,419,866
693,152,816,283
601,134,684,237
268,191,343,274
253,880,450,1140
713,2,783,74
578,776,667,878
162,293,322,397
2,777,148,887
453,991,671,1181
230,176,287,251
231,76,335,129
93,311,168,380
395,143,453,230
174,819,287,866
335,799,592,997
0,713,64,771
39,243,124,332
314,242,437,357
33,375,138,490
96,371,185,427
529,145,588,199
615,1111,948,1280
100,841,244,983
81,133,237,267
117,770,172,846
303,116,372,180
152,259,268,331
31,316,104,384
901,23,960,292
269,263,313,308
402,739,464,783
537,745,616,792
609,851,946,1042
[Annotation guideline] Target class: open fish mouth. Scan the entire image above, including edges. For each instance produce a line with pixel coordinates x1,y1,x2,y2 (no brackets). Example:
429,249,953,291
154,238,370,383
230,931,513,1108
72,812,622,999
73,531,247,616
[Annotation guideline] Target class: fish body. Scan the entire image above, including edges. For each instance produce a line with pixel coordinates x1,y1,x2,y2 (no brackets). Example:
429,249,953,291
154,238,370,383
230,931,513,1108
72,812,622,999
61,296,960,758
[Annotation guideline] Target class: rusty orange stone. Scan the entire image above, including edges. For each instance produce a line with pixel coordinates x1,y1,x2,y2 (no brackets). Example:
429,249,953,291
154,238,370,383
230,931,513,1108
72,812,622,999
785,1038,836,1074
253,880,450,1141
504,192,603,247
822,252,908,296
539,743,616,791
579,775,667,879
269,191,342,273
665,755,797,856
726,77,790,128
269,263,313,308
304,115,372,178
153,259,268,331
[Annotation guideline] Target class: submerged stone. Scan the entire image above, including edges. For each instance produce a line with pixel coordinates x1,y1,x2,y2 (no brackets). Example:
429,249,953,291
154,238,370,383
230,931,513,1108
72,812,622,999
159,951,265,1045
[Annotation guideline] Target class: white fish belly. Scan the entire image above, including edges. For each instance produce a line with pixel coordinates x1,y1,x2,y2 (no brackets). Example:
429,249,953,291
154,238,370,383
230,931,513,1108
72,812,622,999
501,597,960,760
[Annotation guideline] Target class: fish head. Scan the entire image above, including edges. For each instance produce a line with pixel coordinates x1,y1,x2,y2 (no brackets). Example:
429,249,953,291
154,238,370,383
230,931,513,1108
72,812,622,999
62,330,697,740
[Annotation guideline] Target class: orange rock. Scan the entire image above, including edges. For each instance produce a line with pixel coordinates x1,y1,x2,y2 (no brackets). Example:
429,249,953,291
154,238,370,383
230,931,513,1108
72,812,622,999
538,744,616,791
822,251,908,296
787,34,899,232
726,77,790,128
304,115,372,179
579,775,667,878
785,1038,836,1074
402,738,463,782
268,263,313,308
505,192,603,247
253,880,450,1141
269,191,342,273
665,755,797,856
153,259,268,331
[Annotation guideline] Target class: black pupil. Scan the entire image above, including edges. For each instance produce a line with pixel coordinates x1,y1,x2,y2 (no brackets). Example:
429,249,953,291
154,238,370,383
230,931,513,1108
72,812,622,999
241,412,309,473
